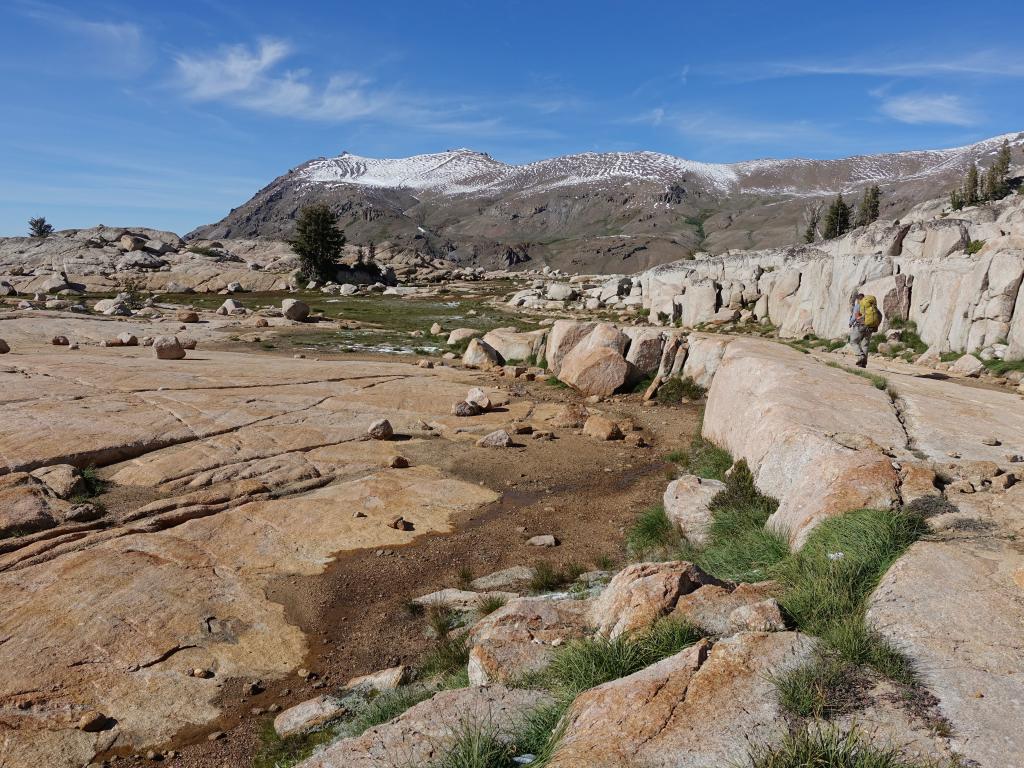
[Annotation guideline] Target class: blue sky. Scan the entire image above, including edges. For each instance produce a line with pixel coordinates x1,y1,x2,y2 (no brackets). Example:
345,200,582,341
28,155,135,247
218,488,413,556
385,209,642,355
1,0,1022,236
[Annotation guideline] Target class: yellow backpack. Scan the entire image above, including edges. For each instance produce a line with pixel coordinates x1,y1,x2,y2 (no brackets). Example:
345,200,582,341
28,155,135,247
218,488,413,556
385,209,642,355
860,295,881,329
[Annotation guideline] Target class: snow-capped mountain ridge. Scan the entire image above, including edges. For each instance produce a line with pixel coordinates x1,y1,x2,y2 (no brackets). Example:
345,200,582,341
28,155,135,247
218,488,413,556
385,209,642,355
296,132,1024,199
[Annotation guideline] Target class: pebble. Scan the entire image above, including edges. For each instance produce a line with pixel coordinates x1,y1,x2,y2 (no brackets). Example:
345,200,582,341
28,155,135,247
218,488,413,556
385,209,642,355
981,436,1001,446
207,730,225,741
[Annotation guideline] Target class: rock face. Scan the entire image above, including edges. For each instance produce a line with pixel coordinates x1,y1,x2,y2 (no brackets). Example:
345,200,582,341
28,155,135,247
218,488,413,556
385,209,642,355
547,632,816,768
702,339,903,547
468,596,591,685
639,194,1024,360
662,474,725,547
590,561,722,638
296,686,551,768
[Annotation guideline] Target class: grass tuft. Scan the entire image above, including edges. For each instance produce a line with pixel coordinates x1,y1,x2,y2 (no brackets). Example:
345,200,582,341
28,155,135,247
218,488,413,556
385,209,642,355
656,375,706,404
529,561,584,593
476,594,508,617
770,653,862,719
542,618,702,700
771,508,927,681
667,434,733,481
747,724,945,768
428,720,514,768
678,460,788,583
252,719,337,768
340,687,434,739
420,635,470,680
626,505,680,557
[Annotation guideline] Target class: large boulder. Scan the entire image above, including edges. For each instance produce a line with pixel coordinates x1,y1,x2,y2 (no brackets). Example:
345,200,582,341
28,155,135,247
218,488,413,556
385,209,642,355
547,632,816,768
467,596,591,685
295,686,551,768
29,464,84,499
282,298,310,321
623,328,664,377
481,328,546,363
951,354,984,377
680,334,731,389
663,474,725,547
589,561,722,638
702,339,902,548
546,283,577,301
545,320,597,374
462,338,502,369
446,328,480,346
558,346,631,397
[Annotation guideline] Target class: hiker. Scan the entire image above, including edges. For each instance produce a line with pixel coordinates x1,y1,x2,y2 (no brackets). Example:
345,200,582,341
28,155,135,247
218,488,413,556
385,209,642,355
848,291,881,368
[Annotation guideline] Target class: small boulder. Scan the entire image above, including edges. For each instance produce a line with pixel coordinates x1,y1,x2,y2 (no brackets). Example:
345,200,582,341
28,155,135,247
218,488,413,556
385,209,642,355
466,387,492,410
29,464,84,499
117,333,139,347
452,400,483,417
367,419,394,440
176,310,199,323
51,335,70,346
346,665,412,694
951,354,984,378
0,339,9,354
477,429,513,448
527,534,558,547
430,323,444,336
663,475,726,548
273,695,347,738
583,415,623,441
153,336,186,360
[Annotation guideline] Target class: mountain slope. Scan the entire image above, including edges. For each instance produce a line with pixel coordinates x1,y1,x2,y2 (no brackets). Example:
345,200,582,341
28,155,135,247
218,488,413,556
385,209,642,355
191,132,1023,273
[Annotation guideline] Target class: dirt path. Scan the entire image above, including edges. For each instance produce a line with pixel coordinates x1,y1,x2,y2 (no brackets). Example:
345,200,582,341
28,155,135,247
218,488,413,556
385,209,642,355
109,378,701,768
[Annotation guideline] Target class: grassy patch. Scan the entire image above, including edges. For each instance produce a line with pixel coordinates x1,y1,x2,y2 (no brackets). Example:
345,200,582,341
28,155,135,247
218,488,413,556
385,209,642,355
770,653,864,719
677,460,788,583
966,239,985,254
656,375,706,403
666,434,733,482
981,357,1024,376
826,360,888,391
530,561,585,593
457,566,474,590
627,505,680,557
477,594,508,617
747,725,944,768
772,508,926,681
428,720,515,768
252,719,337,768
542,618,702,700
420,636,470,680
339,687,435,739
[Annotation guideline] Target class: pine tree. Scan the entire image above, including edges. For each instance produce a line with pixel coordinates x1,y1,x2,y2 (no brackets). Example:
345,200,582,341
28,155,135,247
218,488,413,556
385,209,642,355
28,216,54,238
368,241,377,262
821,194,851,239
856,185,881,227
964,163,980,206
290,204,345,282
983,140,1012,201
950,188,964,211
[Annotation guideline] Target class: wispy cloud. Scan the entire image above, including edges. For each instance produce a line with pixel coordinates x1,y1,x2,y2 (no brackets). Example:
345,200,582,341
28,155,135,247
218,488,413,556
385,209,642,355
174,38,392,121
172,36,554,141
14,1,149,74
624,108,834,148
877,93,978,126
714,51,1024,82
